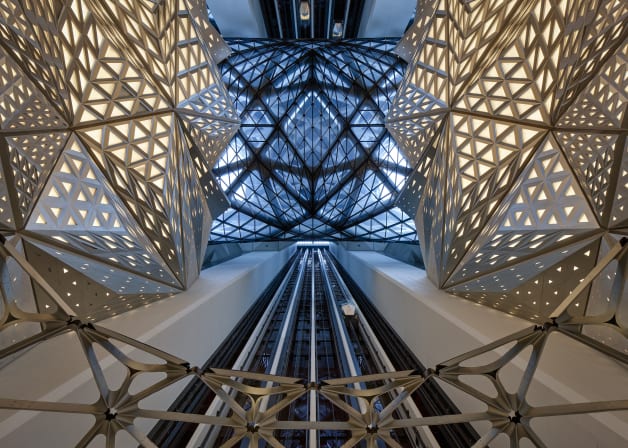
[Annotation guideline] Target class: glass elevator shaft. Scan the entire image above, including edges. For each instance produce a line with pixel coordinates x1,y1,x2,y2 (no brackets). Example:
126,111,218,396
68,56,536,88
199,247,426,447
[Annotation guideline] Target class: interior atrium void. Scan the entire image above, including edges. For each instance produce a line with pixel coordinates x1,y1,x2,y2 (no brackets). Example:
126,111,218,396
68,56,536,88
0,1,626,447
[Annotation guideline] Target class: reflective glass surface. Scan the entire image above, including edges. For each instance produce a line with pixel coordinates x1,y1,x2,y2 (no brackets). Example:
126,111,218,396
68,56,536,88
211,39,417,241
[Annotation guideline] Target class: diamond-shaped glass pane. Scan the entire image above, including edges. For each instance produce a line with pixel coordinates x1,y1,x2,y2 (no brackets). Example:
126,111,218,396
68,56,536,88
211,39,417,242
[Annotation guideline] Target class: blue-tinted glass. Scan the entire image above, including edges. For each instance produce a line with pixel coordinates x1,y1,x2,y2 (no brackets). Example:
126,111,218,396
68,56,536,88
211,39,417,242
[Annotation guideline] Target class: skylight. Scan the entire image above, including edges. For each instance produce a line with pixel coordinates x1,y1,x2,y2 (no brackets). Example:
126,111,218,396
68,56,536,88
211,39,418,242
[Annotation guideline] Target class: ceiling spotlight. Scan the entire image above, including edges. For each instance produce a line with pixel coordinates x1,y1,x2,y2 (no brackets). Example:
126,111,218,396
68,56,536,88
332,21,343,38
300,1,310,21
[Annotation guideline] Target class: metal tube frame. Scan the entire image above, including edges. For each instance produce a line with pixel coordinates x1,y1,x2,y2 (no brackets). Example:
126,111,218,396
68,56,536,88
1,240,626,447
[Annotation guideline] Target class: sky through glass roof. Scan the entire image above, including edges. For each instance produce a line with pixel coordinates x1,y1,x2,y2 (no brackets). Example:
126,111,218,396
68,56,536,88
210,39,418,242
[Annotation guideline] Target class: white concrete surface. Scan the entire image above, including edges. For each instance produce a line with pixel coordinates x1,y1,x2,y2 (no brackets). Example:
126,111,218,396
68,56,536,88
0,246,296,447
331,244,628,447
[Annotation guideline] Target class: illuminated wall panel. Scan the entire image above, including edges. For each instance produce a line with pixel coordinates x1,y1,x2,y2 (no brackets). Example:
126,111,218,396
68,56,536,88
388,0,628,336
0,0,238,317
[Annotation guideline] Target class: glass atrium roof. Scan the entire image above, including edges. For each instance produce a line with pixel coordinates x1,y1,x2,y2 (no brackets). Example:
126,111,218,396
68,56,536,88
210,39,418,242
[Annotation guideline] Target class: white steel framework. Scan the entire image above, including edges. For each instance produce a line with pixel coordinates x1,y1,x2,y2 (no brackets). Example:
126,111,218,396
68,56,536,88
0,0,239,322
0,0,627,447
388,0,628,355
0,220,626,447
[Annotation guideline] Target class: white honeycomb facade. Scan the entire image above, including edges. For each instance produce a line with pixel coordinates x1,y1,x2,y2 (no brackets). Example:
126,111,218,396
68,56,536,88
0,0,239,322
388,0,628,353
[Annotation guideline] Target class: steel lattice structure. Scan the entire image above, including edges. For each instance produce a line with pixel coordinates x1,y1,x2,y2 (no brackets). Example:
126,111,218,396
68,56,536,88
388,0,628,353
210,39,418,242
0,224,626,447
0,0,627,446
0,0,239,322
